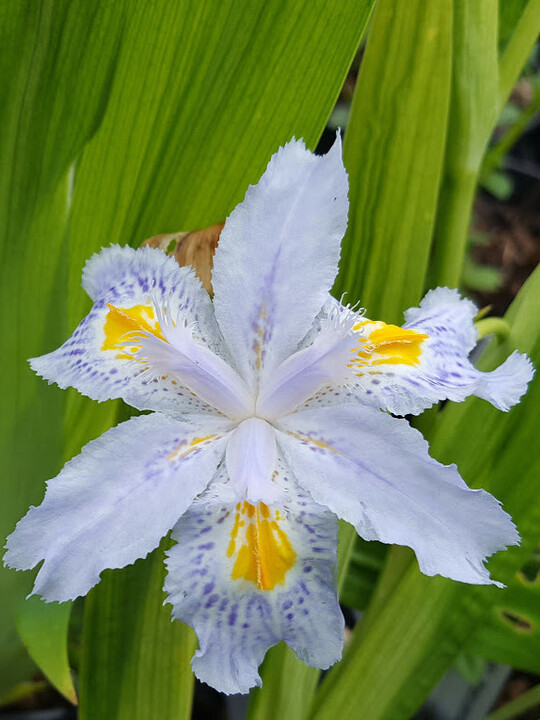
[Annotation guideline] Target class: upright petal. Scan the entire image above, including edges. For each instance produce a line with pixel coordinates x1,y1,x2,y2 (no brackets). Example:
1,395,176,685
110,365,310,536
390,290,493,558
31,245,229,415
212,137,349,392
347,288,533,415
4,413,229,601
165,480,342,694
256,308,357,419
277,405,519,586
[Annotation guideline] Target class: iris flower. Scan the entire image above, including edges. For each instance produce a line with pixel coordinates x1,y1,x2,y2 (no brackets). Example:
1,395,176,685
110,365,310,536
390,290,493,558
5,138,533,694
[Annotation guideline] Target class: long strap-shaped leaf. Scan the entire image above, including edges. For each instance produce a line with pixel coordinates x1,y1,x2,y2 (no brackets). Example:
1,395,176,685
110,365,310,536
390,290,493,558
334,0,452,324
0,0,125,693
428,0,499,288
79,541,196,720
429,0,540,288
15,599,77,706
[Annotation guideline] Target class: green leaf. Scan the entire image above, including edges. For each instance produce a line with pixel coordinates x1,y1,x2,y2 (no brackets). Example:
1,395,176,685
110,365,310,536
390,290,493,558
461,258,502,292
498,0,529,53
16,598,77,705
481,170,514,201
0,1,124,690
339,537,387,611
79,541,196,720
485,682,540,720
428,0,499,289
334,0,452,323
468,554,540,673
310,264,540,720
498,0,540,106
429,0,540,290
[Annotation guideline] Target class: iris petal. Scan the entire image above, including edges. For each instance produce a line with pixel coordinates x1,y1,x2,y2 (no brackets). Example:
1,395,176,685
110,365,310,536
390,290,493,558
5,413,229,601
165,477,342,694
212,137,349,392
278,404,519,586
347,288,534,415
30,245,226,415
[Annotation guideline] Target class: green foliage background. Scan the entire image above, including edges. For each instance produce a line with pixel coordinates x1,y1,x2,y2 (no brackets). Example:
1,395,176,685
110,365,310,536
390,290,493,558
1,0,539,718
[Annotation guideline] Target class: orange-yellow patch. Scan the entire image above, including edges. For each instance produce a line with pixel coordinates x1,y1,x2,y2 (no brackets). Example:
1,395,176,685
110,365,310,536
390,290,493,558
351,320,428,370
167,435,217,462
102,303,165,358
285,431,337,453
227,502,296,591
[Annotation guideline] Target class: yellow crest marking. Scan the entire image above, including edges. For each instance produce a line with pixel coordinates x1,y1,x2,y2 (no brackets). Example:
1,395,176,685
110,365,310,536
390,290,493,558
285,431,337,453
351,320,428,370
167,435,217,463
102,303,165,358
227,501,296,591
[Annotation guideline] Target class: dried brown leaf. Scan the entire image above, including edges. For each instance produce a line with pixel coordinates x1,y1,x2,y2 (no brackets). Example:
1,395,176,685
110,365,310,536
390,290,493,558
143,222,224,294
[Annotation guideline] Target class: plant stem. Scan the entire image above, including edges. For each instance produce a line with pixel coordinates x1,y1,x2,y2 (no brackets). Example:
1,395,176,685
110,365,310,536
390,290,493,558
485,683,540,720
482,85,540,181
475,317,511,341
498,0,540,108
428,169,478,289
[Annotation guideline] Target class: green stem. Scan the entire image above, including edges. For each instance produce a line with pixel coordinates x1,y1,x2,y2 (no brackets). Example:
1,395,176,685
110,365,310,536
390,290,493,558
482,86,540,181
428,169,478,288
485,683,540,720
498,0,540,109
337,521,358,594
475,317,510,341
0,680,48,709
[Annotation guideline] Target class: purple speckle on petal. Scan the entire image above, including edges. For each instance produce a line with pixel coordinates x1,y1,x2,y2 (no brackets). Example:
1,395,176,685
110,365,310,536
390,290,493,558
203,581,215,596
198,542,215,551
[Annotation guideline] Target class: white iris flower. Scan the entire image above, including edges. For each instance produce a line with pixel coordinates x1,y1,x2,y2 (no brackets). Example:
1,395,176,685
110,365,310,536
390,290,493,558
5,138,533,694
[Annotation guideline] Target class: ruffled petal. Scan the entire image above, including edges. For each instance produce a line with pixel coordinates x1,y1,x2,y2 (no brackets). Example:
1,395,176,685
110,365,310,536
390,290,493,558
212,137,348,392
348,288,534,415
31,245,230,415
277,405,519,586
4,413,229,601
164,473,342,694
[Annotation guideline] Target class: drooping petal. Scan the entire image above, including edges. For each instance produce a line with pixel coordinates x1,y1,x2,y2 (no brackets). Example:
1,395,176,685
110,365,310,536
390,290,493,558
225,418,282,504
347,288,534,415
31,245,231,415
164,471,342,694
4,413,229,601
277,405,519,586
212,137,349,392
